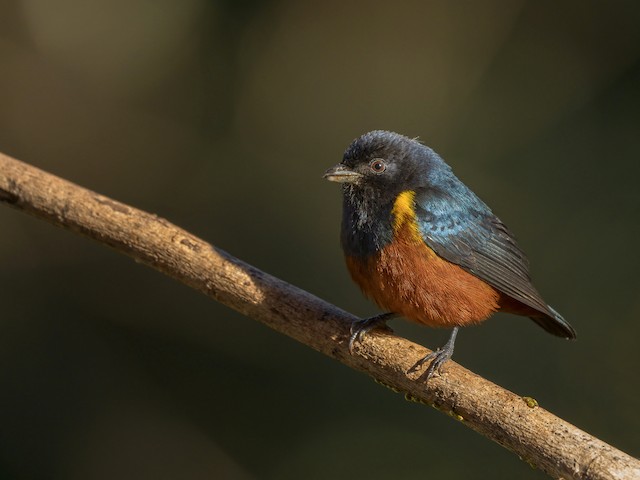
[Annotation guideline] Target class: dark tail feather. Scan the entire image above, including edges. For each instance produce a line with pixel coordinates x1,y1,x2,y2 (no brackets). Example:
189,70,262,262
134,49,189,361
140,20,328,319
529,305,577,339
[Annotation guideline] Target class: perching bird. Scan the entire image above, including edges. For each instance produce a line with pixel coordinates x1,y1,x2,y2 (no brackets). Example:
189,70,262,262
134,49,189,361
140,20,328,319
324,130,576,380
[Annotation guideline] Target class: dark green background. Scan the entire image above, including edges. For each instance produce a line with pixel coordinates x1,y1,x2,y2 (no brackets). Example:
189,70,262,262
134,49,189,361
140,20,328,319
1,1,639,478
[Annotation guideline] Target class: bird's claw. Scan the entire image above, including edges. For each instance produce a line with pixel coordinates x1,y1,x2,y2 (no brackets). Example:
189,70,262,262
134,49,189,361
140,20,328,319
348,319,378,353
348,313,396,354
414,347,452,381
348,327,362,354
410,327,459,382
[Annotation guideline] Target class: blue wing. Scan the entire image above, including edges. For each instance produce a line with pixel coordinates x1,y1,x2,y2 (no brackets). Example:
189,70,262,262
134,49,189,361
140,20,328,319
413,185,575,338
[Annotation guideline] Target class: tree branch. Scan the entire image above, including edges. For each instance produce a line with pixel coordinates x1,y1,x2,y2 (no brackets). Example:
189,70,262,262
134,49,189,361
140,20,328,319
1,151,638,480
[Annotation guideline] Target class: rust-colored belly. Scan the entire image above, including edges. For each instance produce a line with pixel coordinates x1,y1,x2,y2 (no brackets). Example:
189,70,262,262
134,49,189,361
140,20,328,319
345,227,500,328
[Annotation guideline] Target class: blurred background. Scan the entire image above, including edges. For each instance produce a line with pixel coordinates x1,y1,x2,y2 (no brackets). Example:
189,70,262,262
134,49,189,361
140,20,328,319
1,1,639,478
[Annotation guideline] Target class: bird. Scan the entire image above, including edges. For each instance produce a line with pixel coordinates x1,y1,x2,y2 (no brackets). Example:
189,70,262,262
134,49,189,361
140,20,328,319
324,130,576,381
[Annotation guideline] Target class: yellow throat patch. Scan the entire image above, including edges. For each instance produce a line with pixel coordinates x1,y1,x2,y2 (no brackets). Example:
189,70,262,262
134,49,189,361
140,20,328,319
391,190,422,242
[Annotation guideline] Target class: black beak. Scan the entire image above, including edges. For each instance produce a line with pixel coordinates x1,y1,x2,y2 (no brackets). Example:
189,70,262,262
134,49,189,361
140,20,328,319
323,164,362,183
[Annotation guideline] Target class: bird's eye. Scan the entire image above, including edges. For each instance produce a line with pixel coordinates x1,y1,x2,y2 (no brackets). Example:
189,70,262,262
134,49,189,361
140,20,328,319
369,159,386,173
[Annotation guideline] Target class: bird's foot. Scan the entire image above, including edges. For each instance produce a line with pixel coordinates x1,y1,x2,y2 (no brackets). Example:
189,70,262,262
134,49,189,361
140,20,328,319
410,327,459,382
348,312,396,353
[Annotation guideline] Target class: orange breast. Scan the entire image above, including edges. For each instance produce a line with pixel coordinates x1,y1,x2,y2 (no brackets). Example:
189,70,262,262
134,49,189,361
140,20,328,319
345,223,501,328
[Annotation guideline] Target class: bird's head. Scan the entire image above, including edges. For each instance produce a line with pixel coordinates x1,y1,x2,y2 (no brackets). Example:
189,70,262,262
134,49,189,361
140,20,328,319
324,130,444,199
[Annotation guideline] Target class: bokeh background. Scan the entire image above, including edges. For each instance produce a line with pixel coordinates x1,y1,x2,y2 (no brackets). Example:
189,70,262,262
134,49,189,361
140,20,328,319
1,1,639,478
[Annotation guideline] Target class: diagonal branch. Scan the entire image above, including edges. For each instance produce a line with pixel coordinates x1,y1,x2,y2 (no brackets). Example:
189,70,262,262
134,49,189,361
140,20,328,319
0,151,638,480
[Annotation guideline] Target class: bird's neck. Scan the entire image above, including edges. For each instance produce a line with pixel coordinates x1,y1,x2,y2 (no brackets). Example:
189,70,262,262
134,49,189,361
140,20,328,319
340,185,395,256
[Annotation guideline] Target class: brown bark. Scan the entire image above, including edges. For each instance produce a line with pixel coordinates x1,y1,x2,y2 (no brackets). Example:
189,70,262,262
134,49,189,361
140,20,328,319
1,151,638,479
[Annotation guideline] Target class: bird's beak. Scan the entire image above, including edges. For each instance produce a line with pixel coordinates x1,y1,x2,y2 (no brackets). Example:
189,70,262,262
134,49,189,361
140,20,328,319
323,164,362,183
